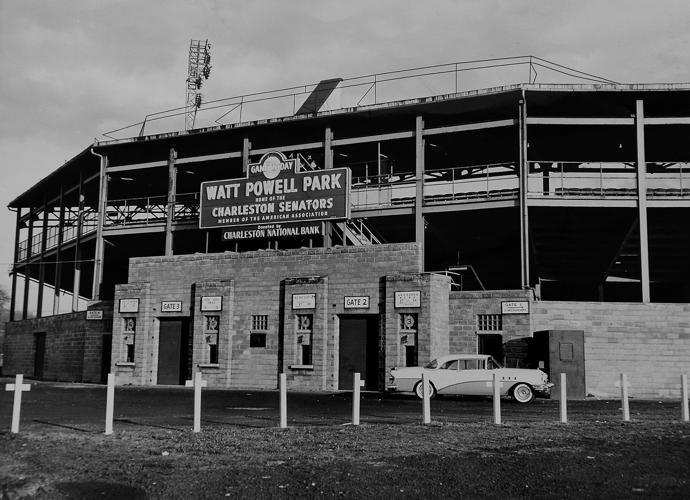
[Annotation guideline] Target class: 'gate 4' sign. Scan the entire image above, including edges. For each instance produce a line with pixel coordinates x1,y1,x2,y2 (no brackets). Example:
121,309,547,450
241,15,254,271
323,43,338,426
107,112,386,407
199,151,350,229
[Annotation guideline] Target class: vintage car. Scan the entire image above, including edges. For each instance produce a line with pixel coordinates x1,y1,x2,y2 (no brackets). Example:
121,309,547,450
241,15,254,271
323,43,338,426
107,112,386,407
388,354,553,403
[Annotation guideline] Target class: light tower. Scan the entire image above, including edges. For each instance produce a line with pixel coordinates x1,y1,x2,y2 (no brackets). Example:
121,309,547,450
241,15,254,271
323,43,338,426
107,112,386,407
185,39,212,130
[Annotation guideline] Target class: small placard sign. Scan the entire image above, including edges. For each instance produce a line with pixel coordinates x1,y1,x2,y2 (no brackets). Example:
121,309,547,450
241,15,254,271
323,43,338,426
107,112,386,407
394,291,421,308
501,301,530,314
119,298,139,313
86,310,103,320
292,293,316,309
161,301,182,313
344,296,370,309
201,296,223,312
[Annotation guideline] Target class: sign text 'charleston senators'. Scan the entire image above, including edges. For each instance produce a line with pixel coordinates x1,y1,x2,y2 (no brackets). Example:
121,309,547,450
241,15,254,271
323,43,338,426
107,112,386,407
199,151,350,229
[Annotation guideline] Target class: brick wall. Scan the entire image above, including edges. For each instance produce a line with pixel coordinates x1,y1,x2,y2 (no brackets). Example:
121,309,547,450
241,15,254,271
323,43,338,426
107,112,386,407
532,301,690,398
3,302,113,383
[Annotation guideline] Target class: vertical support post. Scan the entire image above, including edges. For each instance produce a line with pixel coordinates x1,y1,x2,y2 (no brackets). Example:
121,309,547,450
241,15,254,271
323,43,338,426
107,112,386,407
279,373,287,428
421,373,431,424
518,96,530,289
635,100,650,303
559,373,568,424
493,372,502,425
242,137,251,175
193,371,202,432
22,208,34,320
681,374,688,422
36,201,49,317
621,373,630,422
415,115,425,270
165,148,177,256
53,184,66,315
352,372,362,426
92,153,108,301
105,373,115,435
5,374,31,434
323,127,333,248
9,208,21,321
72,171,84,312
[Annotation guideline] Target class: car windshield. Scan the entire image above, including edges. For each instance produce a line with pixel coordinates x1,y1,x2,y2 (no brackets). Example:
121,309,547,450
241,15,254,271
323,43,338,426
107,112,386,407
488,356,503,369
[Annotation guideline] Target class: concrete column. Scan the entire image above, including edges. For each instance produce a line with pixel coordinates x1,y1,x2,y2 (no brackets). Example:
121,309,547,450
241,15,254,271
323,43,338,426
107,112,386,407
9,208,21,321
323,127,333,247
635,100,651,303
92,153,109,301
415,116,425,269
518,97,530,289
165,148,177,256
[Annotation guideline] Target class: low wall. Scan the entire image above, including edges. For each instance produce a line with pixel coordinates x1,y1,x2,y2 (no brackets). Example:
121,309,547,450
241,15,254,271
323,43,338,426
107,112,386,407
532,301,690,398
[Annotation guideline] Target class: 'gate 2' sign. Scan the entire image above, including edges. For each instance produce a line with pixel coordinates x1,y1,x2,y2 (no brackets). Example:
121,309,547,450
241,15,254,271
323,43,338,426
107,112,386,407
199,151,350,229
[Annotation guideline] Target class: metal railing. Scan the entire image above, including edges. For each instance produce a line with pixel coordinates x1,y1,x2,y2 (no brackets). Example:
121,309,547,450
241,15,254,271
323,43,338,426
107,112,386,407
101,56,617,140
527,161,689,198
17,211,98,262
424,163,518,204
104,195,168,225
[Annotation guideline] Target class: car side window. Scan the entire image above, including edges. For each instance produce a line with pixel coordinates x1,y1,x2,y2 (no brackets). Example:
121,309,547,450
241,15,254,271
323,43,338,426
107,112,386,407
441,360,458,370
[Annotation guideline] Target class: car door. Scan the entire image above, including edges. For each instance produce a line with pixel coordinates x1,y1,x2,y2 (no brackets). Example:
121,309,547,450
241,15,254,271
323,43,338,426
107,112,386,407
456,358,494,396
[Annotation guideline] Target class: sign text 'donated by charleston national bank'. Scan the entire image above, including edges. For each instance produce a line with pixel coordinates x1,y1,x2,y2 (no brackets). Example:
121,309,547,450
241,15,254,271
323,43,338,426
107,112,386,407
199,151,350,229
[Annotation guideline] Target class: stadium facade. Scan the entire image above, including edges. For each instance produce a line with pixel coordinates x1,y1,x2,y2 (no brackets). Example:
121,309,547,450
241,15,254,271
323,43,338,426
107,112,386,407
4,66,690,398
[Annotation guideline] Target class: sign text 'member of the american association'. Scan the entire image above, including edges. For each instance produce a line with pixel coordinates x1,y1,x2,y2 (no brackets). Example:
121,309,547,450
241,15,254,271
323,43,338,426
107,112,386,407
199,151,350,229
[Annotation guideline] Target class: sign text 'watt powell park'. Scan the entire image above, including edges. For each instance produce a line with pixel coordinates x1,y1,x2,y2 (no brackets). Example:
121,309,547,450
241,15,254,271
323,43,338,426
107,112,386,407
199,151,351,237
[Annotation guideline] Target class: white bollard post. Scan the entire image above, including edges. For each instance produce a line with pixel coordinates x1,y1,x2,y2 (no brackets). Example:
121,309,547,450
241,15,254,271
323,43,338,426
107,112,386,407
493,372,501,425
422,373,431,424
5,374,31,434
621,373,630,422
681,374,689,423
185,371,208,433
560,373,568,424
279,373,287,428
352,372,364,426
105,373,115,435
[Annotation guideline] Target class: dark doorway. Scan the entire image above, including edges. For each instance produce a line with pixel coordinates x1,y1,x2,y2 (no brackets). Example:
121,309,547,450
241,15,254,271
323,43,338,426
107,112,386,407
101,334,112,383
533,330,586,399
34,332,46,379
478,333,504,364
338,315,379,391
157,318,190,385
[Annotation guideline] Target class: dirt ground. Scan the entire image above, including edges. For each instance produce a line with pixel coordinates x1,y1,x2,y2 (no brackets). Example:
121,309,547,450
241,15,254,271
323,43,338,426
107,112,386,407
1,381,689,499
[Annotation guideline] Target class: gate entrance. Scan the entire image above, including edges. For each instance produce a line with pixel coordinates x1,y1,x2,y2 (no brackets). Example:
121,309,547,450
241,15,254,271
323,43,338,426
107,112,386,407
157,318,190,385
338,315,379,391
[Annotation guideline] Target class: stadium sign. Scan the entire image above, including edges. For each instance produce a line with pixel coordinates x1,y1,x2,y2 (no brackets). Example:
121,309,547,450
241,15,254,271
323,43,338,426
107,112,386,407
199,151,350,229
222,221,321,241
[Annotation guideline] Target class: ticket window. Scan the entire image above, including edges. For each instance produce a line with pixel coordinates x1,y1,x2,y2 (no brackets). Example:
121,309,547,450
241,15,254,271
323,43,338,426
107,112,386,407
203,315,220,364
123,317,136,363
296,314,313,366
400,313,418,367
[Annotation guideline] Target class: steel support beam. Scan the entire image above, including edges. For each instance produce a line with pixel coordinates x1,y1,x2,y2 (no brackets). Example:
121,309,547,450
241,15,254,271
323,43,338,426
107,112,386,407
636,100,651,303
36,201,49,317
415,116,425,269
9,208,21,321
53,184,65,315
92,154,109,301
242,137,251,175
323,127,333,248
165,148,177,256
72,172,84,312
519,96,530,289
22,209,34,320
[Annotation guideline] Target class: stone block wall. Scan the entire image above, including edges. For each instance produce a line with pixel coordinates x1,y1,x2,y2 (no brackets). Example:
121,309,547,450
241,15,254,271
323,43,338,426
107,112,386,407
3,302,113,382
532,301,690,398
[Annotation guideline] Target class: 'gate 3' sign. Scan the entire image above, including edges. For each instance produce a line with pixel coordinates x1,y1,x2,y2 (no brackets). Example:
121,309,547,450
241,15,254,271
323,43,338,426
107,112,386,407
199,151,350,229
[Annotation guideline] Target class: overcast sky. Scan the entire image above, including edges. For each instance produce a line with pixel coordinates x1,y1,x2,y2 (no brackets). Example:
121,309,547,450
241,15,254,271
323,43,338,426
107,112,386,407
0,0,689,295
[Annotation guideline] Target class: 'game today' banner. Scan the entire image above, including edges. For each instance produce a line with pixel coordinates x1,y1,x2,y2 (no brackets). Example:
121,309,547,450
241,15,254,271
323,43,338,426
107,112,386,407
199,151,350,229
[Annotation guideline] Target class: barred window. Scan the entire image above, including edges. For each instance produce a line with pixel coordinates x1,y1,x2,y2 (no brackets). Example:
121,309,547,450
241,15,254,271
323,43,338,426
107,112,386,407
477,314,502,331
296,314,313,365
252,315,268,331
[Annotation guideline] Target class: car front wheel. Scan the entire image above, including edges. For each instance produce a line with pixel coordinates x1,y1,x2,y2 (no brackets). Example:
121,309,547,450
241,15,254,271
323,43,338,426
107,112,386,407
414,380,437,400
511,383,535,404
